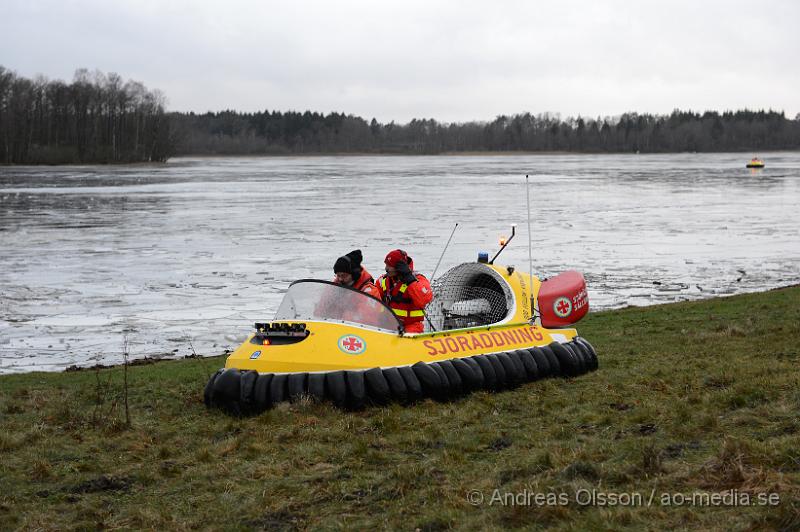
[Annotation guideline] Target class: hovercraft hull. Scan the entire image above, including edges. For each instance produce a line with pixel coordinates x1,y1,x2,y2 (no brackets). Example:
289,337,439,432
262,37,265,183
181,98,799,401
205,336,598,414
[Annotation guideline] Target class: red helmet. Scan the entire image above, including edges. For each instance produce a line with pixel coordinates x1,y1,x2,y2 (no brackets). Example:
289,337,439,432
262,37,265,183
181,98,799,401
384,249,412,269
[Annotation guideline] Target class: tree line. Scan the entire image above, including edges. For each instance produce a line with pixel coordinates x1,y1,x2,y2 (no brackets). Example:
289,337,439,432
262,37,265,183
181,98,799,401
171,108,800,156
0,66,171,164
2,66,799,164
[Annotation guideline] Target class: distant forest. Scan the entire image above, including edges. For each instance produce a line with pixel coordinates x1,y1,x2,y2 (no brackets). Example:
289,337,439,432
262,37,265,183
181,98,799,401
2,67,799,164
0,67,171,164
172,108,800,156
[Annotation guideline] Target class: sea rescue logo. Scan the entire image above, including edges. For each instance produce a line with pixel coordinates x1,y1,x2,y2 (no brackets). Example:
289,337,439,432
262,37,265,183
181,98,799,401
338,335,367,355
553,296,573,318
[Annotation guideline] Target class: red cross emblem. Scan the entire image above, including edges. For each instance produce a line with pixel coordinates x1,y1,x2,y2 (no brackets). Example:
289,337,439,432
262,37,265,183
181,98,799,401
343,337,362,351
338,334,366,354
553,296,572,318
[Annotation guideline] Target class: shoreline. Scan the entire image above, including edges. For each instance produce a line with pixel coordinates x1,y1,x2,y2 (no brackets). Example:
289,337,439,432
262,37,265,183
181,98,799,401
2,148,798,166
2,283,797,377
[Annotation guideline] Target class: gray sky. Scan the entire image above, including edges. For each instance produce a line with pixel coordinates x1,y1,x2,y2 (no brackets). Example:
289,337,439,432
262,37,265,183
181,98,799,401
2,0,798,123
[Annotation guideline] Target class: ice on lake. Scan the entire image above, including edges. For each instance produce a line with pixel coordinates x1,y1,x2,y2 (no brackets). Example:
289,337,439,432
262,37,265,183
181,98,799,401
1,152,799,373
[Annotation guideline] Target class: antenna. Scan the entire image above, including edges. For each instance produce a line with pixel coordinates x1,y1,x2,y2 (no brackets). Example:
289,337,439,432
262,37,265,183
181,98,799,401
526,175,534,322
425,222,458,333
430,222,458,282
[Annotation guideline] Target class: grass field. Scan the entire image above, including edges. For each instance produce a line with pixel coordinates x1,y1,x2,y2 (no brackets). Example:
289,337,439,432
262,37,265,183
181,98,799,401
1,286,799,530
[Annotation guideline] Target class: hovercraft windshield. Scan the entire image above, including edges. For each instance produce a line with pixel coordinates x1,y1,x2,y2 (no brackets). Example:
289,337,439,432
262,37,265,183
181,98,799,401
274,280,403,332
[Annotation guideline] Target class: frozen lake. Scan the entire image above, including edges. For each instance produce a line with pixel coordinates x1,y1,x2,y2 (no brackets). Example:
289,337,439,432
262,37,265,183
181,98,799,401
1,153,799,373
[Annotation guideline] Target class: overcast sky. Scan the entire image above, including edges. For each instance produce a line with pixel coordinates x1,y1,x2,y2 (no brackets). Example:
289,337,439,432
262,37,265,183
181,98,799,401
2,0,798,123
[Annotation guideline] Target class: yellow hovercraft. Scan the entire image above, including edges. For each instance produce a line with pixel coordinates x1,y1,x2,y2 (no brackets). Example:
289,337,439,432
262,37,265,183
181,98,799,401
205,234,598,413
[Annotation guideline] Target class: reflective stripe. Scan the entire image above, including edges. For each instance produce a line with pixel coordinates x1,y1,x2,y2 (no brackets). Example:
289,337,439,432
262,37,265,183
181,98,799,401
381,277,423,319
379,277,407,293
391,308,425,317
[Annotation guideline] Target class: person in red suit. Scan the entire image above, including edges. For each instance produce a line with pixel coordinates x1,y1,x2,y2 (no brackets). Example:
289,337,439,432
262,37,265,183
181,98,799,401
375,249,433,333
316,249,381,323
332,249,380,299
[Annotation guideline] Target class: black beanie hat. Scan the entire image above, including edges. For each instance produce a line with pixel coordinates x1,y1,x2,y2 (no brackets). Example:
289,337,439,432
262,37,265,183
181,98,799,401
333,249,363,276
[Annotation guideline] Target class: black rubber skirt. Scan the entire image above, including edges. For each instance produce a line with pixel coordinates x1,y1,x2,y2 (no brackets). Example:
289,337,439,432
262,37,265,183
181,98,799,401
205,336,599,415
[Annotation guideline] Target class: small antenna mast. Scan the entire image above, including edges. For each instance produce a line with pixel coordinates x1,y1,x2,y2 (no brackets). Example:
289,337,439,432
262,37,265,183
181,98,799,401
425,222,458,333
526,175,534,322
430,222,458,282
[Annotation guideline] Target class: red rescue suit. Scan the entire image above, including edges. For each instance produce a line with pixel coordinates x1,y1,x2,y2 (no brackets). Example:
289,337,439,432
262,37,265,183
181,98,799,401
333,268,380,300
375,269,432,333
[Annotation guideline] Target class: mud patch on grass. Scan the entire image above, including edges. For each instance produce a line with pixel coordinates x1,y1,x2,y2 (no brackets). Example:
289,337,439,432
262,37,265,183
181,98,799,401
609,402,633,411
663,440,702,458
638,423,658,435
487,436,512,451
245,509,303,531
560,461,599,481
71,475,133,494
